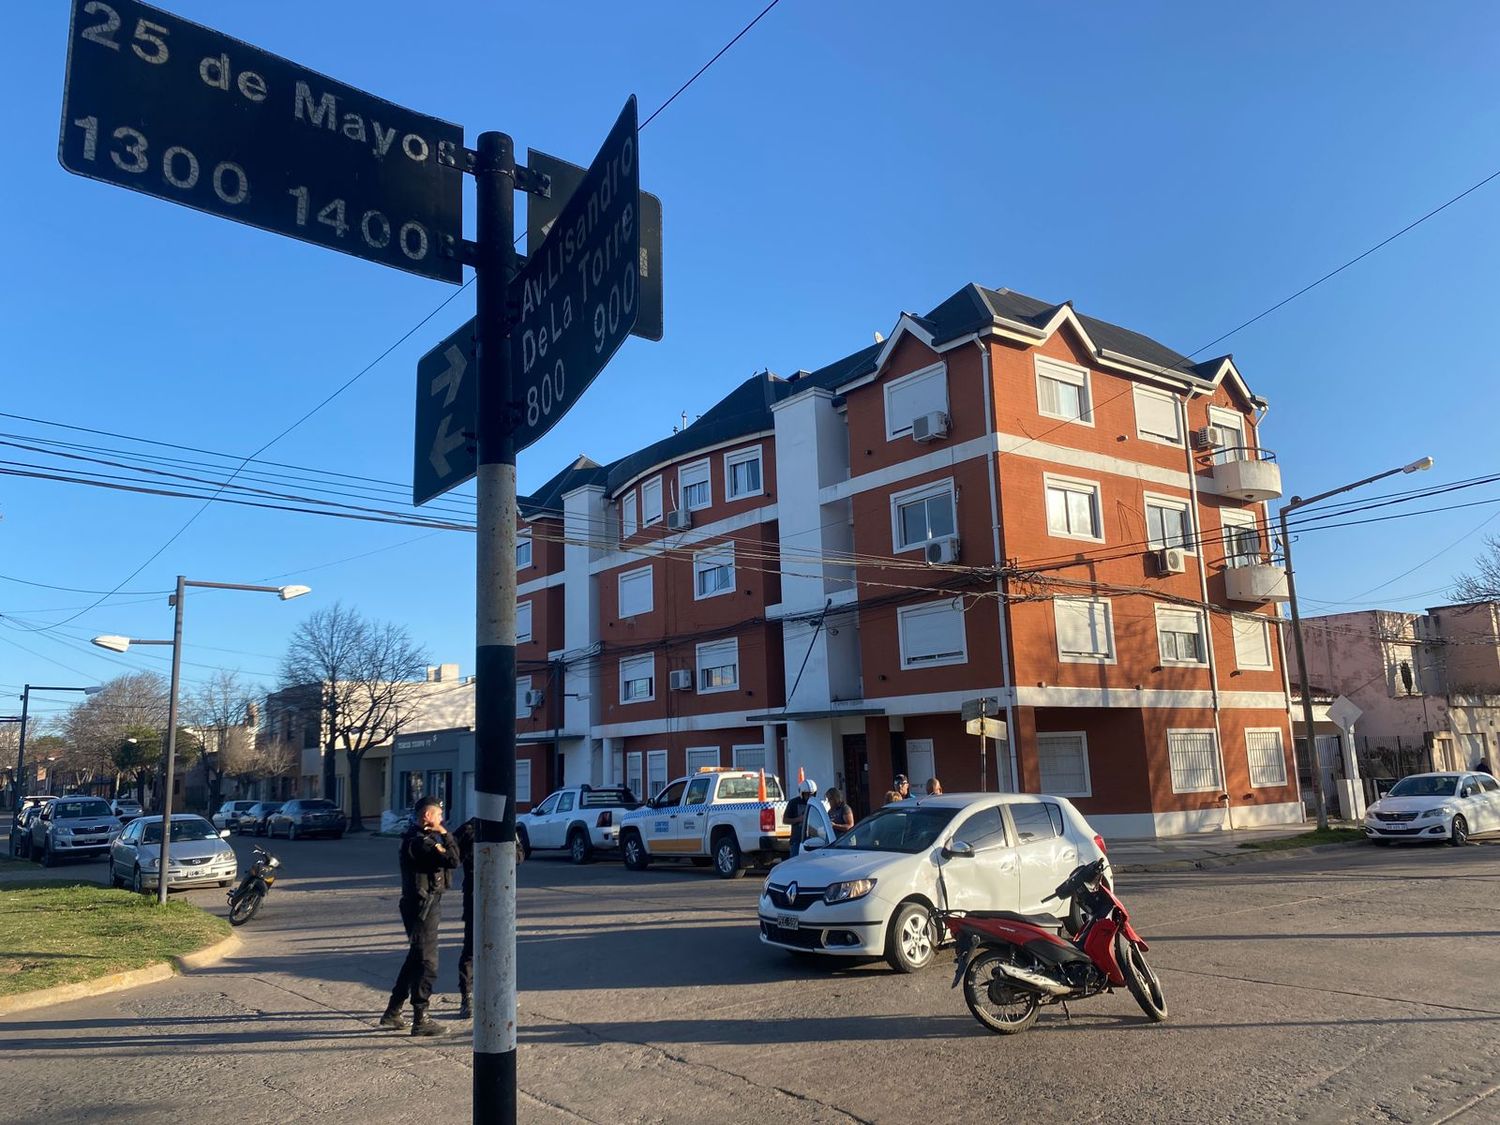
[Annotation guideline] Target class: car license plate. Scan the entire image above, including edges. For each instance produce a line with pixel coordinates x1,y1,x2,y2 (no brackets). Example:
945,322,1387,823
775,913,799,931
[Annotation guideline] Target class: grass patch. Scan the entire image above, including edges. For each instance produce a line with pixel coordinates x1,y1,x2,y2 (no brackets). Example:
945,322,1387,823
1236,828,1367,852
0,882,230,996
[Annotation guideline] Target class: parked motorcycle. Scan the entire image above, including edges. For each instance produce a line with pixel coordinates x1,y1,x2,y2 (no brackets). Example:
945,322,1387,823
227,845,281,926
944,856,1167,1034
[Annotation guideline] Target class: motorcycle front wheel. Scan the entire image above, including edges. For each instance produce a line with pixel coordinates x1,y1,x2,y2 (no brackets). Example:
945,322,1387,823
228,887,265,926
1115,932,1168,1022
962,949,1041,1035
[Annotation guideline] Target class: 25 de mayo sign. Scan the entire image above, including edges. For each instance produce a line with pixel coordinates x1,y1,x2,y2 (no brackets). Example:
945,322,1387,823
59,0,463,283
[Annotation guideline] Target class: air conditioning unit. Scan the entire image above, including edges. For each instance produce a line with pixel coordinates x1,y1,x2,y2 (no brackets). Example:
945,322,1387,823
524,689,545,710
911,411,951,443
666,509,692,531
1153,547,1187,575
668,669,693,691
924,536,960,565
1192,425,1226,450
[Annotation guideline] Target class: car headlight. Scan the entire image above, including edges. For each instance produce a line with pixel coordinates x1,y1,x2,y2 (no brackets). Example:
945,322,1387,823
143,856,160,869
55,827,74,837
217,851,235,863
824,878,877,904
1419,806,1450,819
761,874,773,898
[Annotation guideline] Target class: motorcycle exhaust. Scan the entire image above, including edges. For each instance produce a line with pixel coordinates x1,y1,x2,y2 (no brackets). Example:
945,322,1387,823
993,963,1071,997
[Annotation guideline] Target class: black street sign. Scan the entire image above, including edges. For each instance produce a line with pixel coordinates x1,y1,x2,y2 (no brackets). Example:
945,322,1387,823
59,0,463,283
527,149,663,342
413,320,477,506
509,97,641,452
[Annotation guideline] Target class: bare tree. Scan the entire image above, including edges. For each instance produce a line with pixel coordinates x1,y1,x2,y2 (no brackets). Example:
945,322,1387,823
280,603,429,831
184,669,258,811
63,672,171,794
1453,536,1500,603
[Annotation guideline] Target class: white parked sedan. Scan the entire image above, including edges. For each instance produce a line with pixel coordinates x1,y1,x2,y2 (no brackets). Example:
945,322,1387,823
758,793,1109,972
110,815,238,894
1364,771,1500,846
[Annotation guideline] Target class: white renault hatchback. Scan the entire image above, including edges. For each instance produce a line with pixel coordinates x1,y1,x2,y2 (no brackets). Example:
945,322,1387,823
758,793,1108,972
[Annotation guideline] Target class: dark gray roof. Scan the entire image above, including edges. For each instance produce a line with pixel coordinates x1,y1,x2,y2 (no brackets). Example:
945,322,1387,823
519,454,610,519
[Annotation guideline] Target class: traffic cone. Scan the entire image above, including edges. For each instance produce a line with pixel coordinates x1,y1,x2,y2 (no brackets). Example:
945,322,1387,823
758,769,767,803
798,765,805,784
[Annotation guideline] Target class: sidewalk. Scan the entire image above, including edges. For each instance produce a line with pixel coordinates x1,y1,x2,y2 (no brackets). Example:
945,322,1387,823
1108,820,1363,872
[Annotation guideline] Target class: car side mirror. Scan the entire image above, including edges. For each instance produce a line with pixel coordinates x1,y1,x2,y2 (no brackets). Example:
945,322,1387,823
802,838,824,853
942,839,975,859
219,829,231,838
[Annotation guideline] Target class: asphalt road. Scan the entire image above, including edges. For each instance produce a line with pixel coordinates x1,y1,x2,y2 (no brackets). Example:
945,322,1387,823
2,832,1497,1123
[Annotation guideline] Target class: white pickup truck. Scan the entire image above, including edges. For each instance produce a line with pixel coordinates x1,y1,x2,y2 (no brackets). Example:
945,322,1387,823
617,768,790,879
516,784,642,864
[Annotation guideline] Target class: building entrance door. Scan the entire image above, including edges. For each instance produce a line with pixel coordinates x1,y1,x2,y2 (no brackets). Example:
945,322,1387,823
841,734,870,820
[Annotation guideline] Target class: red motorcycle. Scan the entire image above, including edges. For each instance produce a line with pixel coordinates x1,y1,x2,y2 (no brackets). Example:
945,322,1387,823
944,857,1167,1034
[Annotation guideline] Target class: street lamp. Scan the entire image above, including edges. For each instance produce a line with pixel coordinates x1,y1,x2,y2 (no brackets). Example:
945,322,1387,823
93,577,310,904
1280,456,1433,831
9,684,101,808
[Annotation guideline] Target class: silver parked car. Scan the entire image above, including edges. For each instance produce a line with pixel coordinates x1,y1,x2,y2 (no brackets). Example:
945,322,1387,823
110,815,238,894
212,800,261,834
31,795,122,866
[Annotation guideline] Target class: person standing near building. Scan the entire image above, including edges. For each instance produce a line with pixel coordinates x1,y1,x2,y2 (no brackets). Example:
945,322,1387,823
785,778,817,856
379,796,458,1036
826,787,855,835
892,774,911,800
925,778,943,795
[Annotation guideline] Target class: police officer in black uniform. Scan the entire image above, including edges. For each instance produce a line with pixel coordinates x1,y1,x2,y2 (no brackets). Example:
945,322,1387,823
379,795,458,1036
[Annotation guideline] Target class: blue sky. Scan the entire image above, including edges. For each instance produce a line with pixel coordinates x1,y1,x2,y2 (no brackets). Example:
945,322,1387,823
3,1,1498,724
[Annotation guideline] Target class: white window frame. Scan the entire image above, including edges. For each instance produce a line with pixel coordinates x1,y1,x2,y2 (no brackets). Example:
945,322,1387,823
516,599,533,643
646,750,668,799
619,654,655,704
625,751,643,798
731,745,766,772
685,746,720,774
1209,406,1248,465
1232,614,1274,671
1167,729,1224,794
1053,597,1116,663
1133,385,1182,445
618,565,653,618
695,638,739,694
724,445,764,500
693,545,736,601
515,759,533,805
1143,492,1196,554
1220,510,1262,568
1155,606,1209,666
883,363,949,440
1245,728,1288,788
516,535,533,571
1034,356,1093,427
1036,731,1092,798
1044,473,1104,542
641,476,664,526
515,676,532,718
678,458,712,512
621,489,637,539
897,598,969,670
890,477,957,554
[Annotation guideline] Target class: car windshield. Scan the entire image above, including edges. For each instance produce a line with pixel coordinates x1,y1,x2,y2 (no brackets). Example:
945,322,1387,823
140,820,220,844
1388,776,1458,798
827,806,958,854
300,800,337,810
53,799,113,819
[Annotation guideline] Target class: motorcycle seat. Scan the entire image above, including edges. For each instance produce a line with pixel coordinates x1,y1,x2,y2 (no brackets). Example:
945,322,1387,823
962,910,1064,930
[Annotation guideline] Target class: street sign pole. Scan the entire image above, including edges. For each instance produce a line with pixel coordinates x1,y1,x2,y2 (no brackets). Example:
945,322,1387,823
472,130,519,1125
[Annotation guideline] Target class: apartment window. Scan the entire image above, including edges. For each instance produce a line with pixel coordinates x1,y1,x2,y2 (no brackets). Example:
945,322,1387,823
515,760,532,805
884,363,948,439
679,459,711,511
1044,475,1103,540
618,565,653,618
517,535,533,570
1036,732,1091,798
693,545,735,600
1054,597,1115,662
1221,512,1262,568
732,745,766,772
1133,386,1181,444
897,598,968,669
1232,614,1273,670
621,490,637,538
619,655,655,703
1156,607,1208,664
517,600,534,644
1246,729,1288,788
686,746,720,774
515,676,532,718
1145,495,1194,552
696,638,739,693
725,445,764,499
626,752,643,798
1035,357,1092,425
891,479,956,553
642,476,663,526
1209,407,1246,465
646,750,668,798
1167,729,1223,793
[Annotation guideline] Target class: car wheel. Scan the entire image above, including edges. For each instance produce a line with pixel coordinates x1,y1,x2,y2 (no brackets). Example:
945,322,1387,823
131,865,146,895
712,834,745,879
516,829,531,863
41,841,56,867
288,822,299,841
1450,815,1469,847
109,864,122,889
621,831,650,871
885,902,937,973
568,829,592,865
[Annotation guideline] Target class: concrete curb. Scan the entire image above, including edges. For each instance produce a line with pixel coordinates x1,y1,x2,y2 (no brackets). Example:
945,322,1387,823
1116,840,1369,874
0,931,241,1018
